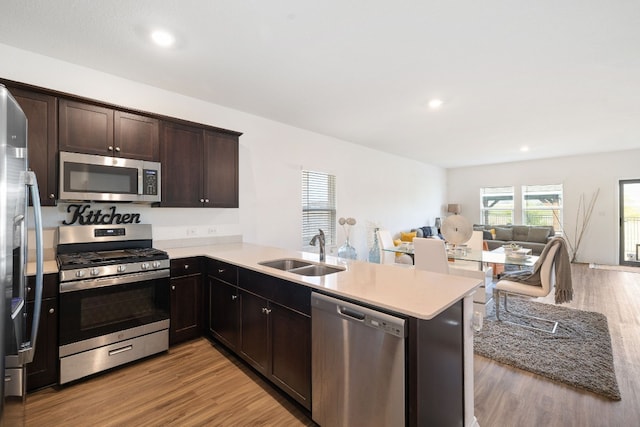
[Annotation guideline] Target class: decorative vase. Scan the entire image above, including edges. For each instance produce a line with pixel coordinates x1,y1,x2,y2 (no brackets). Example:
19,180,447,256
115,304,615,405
338,238,357,260
368,228,380,263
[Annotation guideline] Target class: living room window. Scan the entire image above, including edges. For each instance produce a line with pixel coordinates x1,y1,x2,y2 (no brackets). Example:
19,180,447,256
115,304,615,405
480,186,514,225
522,184,563,230
302,170,336,250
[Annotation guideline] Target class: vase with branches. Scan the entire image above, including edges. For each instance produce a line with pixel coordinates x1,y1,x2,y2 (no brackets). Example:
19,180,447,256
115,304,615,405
554,189,600,263
337,217,357,260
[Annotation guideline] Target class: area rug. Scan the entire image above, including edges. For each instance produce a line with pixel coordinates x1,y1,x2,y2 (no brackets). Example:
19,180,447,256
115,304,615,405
474,298,621,400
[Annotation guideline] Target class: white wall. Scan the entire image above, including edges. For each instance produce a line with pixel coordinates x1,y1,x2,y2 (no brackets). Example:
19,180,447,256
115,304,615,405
3,43,445,259
447,149,640,265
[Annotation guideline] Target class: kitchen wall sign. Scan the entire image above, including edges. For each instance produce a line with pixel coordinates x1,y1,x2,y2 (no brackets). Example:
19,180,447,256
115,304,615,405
62,204,141,225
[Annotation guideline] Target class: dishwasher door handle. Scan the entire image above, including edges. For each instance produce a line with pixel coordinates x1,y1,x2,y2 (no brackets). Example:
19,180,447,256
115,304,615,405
338,306,366,321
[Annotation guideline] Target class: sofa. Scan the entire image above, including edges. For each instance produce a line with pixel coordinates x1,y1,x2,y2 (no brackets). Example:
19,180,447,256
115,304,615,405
473,224,555,255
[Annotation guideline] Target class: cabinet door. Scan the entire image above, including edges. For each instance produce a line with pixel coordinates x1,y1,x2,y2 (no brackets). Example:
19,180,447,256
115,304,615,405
170,275,202,345
239,290,269,374
59,99,114,155
11,88,58,205
160,122,204,207
203,131,239,208
114,111,159,161
26,274,59,391
26,298,58,391
270,304,311,409
209,277,239,350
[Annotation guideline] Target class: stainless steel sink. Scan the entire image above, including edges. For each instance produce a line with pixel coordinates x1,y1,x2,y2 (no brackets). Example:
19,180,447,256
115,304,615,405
258,258,345,276
289,264,345,276
259,258,313,271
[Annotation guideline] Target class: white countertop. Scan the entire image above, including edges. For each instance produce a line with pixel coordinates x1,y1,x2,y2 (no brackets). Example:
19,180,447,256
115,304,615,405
27,242,480,320
163,242,481,320
27,260,59,276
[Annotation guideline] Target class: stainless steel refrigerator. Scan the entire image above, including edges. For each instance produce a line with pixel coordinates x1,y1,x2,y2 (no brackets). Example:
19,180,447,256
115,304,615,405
0,84,44,426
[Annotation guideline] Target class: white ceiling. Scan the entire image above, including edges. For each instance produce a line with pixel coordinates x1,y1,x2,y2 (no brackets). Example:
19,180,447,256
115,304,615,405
1,1,639,168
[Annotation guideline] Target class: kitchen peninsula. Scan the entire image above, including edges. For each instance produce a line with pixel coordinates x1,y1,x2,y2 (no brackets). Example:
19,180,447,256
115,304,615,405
29,241,480,426
162,242,481,427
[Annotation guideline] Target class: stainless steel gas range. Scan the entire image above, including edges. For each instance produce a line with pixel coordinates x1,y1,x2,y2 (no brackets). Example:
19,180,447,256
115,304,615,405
56,224,170,384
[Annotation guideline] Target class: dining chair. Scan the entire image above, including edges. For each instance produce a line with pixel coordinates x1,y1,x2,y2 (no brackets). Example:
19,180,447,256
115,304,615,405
412,237,449,274
451,230,486,271
494,242,561,333
377,229,413,265
466,230,484,251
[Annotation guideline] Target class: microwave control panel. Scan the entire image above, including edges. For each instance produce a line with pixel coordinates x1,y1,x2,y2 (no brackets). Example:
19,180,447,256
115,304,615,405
143,169,158,195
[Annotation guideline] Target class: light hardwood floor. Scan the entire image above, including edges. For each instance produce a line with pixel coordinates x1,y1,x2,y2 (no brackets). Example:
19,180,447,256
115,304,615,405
475,263,640,427
25,264,640,426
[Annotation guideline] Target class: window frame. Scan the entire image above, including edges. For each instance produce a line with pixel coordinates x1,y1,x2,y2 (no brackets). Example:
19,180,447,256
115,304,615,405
302,170,337,250
480,186,514,225
521,184,563,230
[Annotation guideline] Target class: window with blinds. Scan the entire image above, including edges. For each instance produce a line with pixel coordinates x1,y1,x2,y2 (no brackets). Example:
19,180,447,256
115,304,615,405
522,184,563,228
480,186,514,225
302,170,336,249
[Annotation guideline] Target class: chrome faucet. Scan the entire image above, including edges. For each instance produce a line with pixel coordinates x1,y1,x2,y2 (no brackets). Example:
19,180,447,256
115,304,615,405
309,229,326,262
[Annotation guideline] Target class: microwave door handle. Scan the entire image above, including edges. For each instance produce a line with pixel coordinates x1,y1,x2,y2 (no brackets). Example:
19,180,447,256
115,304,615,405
20,171,43,364
138,167,143,195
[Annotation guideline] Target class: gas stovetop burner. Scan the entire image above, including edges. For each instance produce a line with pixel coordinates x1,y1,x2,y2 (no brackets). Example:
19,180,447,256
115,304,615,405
57,248,168,270
56,224,171,283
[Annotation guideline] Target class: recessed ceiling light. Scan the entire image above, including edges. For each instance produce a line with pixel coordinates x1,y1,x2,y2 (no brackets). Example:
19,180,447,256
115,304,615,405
428,99,443,109
151,30,175,48
520,146,530,152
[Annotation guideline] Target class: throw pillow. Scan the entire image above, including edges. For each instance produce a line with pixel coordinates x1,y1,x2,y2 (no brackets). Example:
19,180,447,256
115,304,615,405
512,226,529,241
528,227,551,243
494,227,513,241
400,231,417,242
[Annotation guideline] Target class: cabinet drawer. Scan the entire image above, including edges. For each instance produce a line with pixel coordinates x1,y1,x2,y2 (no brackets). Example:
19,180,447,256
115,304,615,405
170,257,202,277
272,281,311,316
238,269,275,300
207,259,238,285
27,274,58,301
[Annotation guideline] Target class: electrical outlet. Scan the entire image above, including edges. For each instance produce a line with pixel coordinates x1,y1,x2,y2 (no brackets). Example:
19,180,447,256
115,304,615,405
208,227,217,234
187,228,197,236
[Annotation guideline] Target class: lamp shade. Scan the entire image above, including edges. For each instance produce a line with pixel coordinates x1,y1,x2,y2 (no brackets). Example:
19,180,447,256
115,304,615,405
447,204,461,214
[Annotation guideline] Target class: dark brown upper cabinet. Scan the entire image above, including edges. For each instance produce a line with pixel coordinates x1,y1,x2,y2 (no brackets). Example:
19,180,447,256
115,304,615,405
161,121,239,208
59,99,159,161
10,87,58,205
204,130,239,208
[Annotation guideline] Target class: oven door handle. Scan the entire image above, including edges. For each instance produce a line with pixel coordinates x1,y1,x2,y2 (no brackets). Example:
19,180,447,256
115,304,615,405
59,269,170,293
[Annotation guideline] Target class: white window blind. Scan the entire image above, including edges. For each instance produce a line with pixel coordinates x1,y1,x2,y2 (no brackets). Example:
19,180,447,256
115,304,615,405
302,170,336,249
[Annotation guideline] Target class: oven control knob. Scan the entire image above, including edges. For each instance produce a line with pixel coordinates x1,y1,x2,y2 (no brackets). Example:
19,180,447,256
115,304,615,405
117,265,127,273
90,268,101,276
152,261,161,268
75,270,86,278
141,262,150,270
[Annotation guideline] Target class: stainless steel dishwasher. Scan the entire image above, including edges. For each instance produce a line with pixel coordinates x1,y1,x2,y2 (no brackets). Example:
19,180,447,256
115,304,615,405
311,292,406,427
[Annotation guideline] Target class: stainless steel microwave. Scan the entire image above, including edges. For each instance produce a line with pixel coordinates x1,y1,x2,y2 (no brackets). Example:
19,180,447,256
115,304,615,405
59,151,161,203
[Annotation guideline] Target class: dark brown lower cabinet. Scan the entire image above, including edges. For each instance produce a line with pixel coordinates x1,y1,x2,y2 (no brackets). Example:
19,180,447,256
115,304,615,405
269,303,311,406
26,274,59,392
233,269,311,410
208,277,239,351
239,290,270,373
170,258,203,346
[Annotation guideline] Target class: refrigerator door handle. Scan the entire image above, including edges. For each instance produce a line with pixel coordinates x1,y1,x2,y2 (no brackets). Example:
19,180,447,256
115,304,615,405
19,171,43,364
